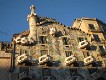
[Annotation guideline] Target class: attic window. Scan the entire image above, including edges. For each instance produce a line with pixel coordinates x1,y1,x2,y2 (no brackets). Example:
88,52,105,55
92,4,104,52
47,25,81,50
89,24,95,30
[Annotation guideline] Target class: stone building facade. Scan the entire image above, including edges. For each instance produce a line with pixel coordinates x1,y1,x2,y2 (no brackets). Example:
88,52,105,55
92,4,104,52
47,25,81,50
0,5,106,80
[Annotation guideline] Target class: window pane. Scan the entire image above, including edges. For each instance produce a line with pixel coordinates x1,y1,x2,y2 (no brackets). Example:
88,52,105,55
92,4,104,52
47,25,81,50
93,34,100,42
89,24,95,30
62,37,70,45
77,37,84,42
99,46,104,51
65,51,72,57
99,46,105,56
39,36,47,44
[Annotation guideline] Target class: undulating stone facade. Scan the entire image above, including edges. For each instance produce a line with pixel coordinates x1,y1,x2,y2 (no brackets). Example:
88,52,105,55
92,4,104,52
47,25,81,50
0,5,106,80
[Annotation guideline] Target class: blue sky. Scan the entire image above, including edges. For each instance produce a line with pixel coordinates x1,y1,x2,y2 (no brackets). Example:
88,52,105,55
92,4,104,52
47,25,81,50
0,0,106,42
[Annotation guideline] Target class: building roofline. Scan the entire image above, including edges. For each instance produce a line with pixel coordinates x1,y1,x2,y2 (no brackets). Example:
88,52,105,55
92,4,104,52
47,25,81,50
74,17,106,26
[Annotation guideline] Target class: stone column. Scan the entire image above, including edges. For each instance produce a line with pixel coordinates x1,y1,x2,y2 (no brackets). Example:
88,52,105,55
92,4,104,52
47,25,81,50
27,5,37,40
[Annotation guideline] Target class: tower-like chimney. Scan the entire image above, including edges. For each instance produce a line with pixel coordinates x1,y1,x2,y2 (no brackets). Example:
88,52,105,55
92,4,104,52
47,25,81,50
27,5,37,40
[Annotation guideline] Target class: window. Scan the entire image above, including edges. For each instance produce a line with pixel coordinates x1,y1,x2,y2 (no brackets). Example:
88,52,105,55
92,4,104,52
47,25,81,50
65,51,72,57
103,28,106,34
63,37,68,45
20,49,22,55
91,46,97,50
42,28,46,34
25,50,28,54
39,36,47,44
93,34,100,42
89,24,95,30
99,46,106,56
83,52,89,57
20,49,27,55
64,29,67,35
77,37,84,42
99,46,104,51
62,37,70,45
40,50,48,56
